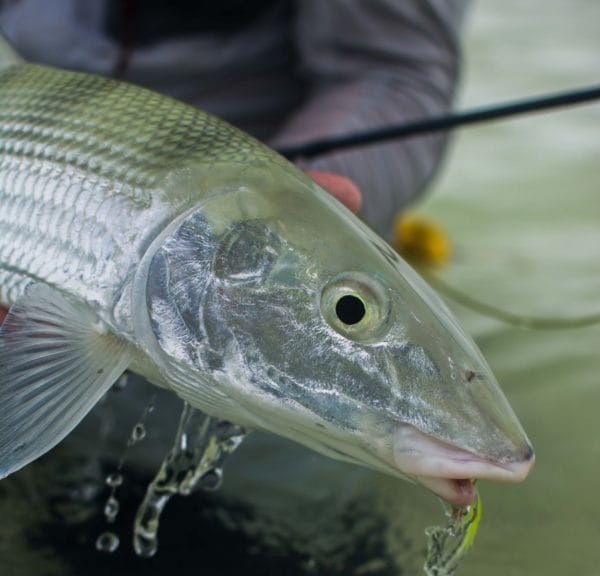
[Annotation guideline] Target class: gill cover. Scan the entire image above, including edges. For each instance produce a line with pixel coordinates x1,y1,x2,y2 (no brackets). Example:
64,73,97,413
132,191,289,425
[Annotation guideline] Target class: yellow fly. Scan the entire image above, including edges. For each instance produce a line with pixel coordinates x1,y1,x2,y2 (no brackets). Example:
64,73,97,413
424,486,482,576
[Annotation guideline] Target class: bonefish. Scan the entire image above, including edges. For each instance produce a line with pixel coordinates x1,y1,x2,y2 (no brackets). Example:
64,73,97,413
0,34,533,506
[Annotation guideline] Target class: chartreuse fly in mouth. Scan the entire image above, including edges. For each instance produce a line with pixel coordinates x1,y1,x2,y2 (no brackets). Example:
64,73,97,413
424,483,482,576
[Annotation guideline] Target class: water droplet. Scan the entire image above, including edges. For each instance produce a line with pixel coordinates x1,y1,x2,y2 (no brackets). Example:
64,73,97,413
133,423,146,441
95,531,120,553
104,496,120,522
105,472,123,488
128,423,146,445
134,532,158,558
131,407,247,557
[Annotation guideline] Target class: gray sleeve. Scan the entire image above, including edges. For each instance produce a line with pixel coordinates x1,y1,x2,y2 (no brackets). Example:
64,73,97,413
270,0,470,236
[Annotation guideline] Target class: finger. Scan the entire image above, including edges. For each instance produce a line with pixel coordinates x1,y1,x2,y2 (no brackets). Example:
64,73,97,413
306,170,362,214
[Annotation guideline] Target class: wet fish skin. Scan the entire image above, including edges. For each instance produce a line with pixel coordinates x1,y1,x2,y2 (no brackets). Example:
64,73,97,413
0,43,534,504
0,62,275,313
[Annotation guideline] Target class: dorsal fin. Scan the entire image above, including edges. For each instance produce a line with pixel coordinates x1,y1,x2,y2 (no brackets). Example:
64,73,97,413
0,30,23,70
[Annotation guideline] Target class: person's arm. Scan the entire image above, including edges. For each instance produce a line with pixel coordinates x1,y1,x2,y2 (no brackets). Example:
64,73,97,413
271,0,469,237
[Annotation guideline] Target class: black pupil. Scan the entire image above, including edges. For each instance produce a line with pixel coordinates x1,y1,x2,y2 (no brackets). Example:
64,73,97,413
336,295,366,325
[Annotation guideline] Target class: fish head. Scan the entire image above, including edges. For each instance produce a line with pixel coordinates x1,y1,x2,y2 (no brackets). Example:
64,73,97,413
135,161,534,505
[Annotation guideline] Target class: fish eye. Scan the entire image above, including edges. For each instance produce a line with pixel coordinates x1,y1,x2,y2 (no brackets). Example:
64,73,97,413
321,272,390,342
335,294,366,325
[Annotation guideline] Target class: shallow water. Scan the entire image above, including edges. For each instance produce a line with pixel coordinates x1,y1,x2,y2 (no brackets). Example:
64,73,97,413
1,2,599,575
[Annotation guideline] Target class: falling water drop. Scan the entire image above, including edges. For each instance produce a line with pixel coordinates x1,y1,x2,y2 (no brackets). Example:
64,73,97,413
106,472,124,488
134,532,158,558
132,405,247,556
95,531,120,553
128,423,147,445
104,496,120,523
96,394,158,555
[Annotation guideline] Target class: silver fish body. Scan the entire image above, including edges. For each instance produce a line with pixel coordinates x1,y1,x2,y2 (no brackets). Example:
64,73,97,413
0,62,272,319
0,48,533,505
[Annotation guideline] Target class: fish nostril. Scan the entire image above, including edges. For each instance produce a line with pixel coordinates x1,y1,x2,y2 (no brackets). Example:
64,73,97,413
464,369,477,382
522,443,535,462
505,443,535,464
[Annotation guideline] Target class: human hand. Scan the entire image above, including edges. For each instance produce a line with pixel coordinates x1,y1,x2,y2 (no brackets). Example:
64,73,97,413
306,170,362,214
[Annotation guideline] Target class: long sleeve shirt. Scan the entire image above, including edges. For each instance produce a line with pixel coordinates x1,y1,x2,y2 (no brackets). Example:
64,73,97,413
0,0,468,236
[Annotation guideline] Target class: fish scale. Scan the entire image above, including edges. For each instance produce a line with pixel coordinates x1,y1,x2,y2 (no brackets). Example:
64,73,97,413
0,61,274,311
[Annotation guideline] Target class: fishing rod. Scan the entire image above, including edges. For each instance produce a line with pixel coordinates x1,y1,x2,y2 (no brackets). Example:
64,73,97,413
278,83,600,330
278,84,600,159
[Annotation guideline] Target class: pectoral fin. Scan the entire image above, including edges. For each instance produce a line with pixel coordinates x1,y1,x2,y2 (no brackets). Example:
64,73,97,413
0,284,133,478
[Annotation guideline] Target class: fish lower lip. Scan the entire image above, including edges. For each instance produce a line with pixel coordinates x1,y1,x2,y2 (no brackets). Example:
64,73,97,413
417,477,476,507
392,425,535,502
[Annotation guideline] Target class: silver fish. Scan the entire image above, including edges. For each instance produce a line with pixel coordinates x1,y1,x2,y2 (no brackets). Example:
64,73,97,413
0,36,533,506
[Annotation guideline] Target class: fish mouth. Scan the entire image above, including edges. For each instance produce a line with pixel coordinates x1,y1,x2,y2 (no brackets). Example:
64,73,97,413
416,477,477,508
393,425,535,506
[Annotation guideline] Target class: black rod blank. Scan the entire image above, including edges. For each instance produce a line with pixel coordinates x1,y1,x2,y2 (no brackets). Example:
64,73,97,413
277,84,600,160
